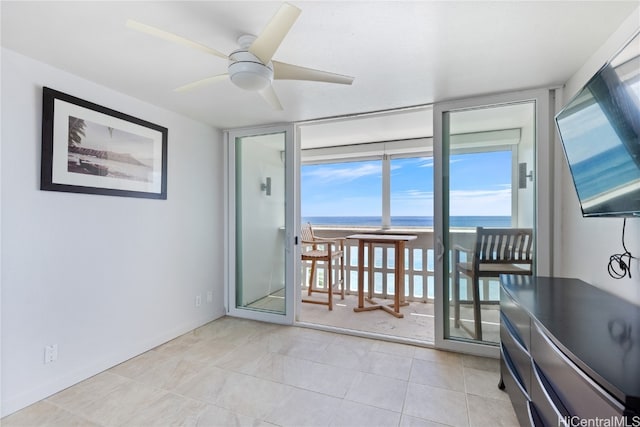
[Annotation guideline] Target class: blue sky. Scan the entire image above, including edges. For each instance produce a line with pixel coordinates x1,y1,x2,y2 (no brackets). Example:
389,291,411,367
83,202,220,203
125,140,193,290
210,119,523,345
302,150,512,217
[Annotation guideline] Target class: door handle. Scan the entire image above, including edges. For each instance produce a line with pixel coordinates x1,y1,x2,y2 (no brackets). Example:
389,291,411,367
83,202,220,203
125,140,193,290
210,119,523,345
436,236,445,261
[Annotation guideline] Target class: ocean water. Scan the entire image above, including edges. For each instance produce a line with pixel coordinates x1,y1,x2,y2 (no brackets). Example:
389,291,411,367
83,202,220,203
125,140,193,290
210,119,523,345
302,215,511,227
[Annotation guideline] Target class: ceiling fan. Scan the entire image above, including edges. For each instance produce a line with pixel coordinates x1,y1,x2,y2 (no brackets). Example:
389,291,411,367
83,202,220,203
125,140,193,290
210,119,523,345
126,2,354,110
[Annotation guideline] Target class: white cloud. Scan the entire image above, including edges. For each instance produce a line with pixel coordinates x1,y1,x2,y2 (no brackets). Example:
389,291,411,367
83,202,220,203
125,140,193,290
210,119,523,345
393,189,434,200
303,163,381,182
307,187,511,217
390,187,511,215
302,195,381,217
389,189,434,216
449,188,511,216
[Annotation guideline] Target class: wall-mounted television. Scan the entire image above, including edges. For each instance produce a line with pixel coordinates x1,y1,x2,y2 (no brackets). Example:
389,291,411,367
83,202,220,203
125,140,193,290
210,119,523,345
555,31,640,217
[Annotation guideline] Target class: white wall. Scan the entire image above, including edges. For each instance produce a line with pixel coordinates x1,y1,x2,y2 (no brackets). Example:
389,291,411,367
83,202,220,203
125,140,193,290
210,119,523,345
516,103,536,229
556,9,640,304
0,48,225,416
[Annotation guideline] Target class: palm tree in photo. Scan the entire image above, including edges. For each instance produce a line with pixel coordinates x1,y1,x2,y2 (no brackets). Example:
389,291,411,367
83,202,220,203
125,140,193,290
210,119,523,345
68,116,86,147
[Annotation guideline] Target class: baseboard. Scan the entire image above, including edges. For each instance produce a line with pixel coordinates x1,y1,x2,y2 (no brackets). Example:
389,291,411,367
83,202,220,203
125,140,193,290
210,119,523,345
1,312,223,417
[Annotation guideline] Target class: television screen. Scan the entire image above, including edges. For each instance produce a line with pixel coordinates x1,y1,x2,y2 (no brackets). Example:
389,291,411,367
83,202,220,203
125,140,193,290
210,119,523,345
555,32,640,217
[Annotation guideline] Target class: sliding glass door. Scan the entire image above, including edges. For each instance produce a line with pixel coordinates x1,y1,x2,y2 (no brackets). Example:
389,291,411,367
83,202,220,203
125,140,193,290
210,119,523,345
434,90,553,355
227,124,297,324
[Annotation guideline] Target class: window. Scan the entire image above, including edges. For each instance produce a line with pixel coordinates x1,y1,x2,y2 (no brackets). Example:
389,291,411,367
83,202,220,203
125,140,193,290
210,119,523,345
302,149,513,228
301,159,381,226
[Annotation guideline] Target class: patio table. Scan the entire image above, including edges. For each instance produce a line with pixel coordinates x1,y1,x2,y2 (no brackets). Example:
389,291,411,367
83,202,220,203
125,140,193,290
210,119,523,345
346,234,418,318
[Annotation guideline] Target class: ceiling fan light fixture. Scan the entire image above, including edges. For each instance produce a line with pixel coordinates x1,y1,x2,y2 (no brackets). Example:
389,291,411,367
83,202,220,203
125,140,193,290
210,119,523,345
229,61,274,91
228,47,274,91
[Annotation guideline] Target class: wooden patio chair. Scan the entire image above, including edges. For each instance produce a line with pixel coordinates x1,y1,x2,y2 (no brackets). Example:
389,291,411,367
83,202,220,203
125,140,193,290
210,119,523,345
453,227,533,340
300,223,345,310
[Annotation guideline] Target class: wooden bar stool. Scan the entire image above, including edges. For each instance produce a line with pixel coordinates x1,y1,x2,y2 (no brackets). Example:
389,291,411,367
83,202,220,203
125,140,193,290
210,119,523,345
300,223,345,310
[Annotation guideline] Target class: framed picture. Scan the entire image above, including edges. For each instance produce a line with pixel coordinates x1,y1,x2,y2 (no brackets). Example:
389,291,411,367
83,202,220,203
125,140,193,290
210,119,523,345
41,87,168,199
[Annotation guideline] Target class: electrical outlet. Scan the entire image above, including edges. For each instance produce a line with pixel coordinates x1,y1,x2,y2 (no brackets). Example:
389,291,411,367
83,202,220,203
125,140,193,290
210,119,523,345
44,344,58,364
206,291,213,303
195,295,202,307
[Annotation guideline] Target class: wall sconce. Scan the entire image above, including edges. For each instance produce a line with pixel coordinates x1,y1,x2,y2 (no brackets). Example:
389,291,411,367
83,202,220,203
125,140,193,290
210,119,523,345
518,163,533,189
260,177,271,196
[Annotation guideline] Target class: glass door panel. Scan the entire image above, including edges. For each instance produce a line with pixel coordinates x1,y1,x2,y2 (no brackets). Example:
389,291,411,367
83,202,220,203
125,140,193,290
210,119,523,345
435,91,551,355
227,125,295,324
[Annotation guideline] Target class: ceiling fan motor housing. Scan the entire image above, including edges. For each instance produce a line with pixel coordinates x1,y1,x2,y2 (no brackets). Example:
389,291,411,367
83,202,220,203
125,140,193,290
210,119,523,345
228,48,274,91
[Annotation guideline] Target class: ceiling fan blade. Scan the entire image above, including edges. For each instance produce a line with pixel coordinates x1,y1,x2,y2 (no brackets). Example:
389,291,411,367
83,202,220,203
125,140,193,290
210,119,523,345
174,74,229,92
259,85,283,110
249,3,301,64
273,61,354,85
126,19,228,60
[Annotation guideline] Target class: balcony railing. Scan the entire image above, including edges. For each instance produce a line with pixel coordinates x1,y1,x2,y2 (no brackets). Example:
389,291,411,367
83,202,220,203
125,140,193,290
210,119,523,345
301,226,501,304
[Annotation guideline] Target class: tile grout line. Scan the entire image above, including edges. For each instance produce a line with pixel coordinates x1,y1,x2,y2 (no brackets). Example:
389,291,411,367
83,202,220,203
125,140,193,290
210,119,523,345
397,355,416,426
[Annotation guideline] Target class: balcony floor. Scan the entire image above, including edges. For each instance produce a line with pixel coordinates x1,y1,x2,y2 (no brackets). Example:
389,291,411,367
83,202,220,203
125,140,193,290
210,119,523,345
299,294,500,344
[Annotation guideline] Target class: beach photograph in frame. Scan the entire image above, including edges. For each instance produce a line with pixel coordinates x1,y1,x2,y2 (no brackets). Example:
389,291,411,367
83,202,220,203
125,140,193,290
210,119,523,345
41,87,168,199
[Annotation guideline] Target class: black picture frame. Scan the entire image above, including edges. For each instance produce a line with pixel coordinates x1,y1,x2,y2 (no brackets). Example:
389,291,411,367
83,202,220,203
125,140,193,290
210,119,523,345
41,87,168,199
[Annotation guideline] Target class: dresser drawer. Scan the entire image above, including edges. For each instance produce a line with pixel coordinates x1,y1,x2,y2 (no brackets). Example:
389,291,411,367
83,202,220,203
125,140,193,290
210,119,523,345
531,321,624,419
527,401,544,427
501,287,531,350
501,312,531,394
501,344,532,427
531,362,569,427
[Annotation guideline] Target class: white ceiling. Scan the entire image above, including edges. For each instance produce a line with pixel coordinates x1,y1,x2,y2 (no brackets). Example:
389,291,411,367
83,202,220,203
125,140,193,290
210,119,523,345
1,1,638,134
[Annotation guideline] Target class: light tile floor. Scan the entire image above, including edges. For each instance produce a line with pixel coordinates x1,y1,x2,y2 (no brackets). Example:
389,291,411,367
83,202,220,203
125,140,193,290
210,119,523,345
2,317,518,427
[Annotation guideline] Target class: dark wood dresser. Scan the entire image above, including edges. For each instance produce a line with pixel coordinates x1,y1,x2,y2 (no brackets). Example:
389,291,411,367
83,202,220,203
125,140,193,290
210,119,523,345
499,275,640,426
